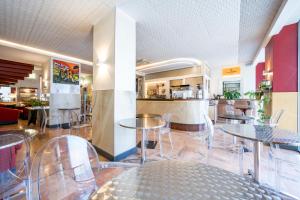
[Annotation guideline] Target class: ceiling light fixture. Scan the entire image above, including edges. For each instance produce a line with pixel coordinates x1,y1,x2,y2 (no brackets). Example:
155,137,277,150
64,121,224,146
136,58,203,71
262,70,273,76
0,39,93,66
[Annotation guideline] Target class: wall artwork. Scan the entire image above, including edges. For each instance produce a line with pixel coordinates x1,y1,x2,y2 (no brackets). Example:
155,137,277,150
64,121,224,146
53,59,80,85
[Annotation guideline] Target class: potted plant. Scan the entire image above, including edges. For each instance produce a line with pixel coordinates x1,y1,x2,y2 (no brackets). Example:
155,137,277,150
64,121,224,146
223,90,241,105
244,91,263,100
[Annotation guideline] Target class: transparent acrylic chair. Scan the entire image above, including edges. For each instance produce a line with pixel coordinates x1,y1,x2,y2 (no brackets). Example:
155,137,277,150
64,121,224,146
269,109,284,127
190,113,214,163
268,142,300,198
41,107,62,134
29,135,100,200
157,113,174,157
29,135,137,200
69,111,91,135
0,133,30,199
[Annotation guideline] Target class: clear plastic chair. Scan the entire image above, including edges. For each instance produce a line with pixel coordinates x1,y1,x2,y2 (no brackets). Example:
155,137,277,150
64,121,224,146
157,113,174,157
269,109,284,127
29,135,100,200
269,143,300,198
0,133,30,199
69,111,91,135
41,107,62,134
190,113,214,163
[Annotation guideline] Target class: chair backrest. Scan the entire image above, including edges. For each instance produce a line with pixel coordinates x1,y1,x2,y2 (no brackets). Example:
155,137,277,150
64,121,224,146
70,110,80,127
29,135,100,200
225,104,235,115
203,114,214,149
162,113,172,128
270,109,284,127
0,133,30,199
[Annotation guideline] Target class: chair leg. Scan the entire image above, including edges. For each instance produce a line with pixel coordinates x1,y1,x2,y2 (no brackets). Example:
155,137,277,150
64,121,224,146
238,143,244,176
158,133,163,157
43,119,47,134
168,132,173,152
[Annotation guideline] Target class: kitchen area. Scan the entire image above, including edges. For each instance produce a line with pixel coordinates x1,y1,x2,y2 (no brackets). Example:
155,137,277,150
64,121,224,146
136,65,218,131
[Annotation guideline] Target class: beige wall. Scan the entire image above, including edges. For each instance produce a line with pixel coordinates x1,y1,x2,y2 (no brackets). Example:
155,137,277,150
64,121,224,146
145,66,203,80
137,100,209,124
272,92,298,132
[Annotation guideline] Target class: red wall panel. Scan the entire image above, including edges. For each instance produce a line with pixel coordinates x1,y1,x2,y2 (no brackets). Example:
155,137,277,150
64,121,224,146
266,23,298,92
256,62,265,89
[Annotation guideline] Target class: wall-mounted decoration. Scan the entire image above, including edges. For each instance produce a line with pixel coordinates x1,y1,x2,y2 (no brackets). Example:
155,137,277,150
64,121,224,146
222,66,240,77
53,59,79,85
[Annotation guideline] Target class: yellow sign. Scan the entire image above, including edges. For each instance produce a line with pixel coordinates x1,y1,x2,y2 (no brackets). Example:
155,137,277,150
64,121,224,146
222,66,240,76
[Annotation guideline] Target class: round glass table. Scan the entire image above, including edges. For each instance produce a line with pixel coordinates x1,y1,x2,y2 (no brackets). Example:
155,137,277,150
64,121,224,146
222,124,300,182
136,113,161,119
119,118,165,164
90,160,289,200
218,114,254,124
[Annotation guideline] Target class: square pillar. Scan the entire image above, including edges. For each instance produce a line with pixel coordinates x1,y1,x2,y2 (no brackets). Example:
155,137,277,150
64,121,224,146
92,8,136,160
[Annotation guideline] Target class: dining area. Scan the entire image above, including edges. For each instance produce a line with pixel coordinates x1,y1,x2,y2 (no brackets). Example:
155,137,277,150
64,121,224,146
1,0,300,199
1,99,300,200
1,114,299,200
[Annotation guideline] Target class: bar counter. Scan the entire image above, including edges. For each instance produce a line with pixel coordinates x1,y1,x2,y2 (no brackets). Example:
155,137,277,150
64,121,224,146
137,98,209,131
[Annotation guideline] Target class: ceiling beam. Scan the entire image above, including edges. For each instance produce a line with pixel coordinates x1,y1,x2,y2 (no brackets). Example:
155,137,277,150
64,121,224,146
0,76,23,82
0,67,32,74
0,80,16,85
0,63,34,71
0,74,26,80
0,70,29,77
0,59,33,67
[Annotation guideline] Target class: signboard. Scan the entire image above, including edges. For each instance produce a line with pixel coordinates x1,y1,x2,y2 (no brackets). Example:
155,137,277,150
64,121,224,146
222,66,240,77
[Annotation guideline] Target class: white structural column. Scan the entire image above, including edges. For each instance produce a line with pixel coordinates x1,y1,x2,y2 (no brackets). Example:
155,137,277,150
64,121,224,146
92,8,136,160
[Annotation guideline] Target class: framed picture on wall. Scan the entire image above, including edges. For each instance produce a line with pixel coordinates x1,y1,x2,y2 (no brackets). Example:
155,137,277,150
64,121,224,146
52,59,80,85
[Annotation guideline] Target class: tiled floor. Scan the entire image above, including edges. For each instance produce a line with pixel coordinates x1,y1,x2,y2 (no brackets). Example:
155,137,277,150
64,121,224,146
1,120,300,199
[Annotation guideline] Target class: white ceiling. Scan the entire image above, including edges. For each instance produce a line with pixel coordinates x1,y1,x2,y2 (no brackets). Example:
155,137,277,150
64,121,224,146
119,0,283,68
0,0,284,71
0,0,115,61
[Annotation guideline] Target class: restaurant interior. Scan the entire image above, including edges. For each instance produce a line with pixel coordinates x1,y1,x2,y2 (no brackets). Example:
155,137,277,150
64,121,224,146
0,0,300,199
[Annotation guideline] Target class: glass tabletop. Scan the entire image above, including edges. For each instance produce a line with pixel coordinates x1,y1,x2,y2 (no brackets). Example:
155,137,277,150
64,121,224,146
0,134,25,150
90,160,290,200
136,113,161,118
222,124,300,144
58,107,80,110
119,118,166,130
218,114,254,120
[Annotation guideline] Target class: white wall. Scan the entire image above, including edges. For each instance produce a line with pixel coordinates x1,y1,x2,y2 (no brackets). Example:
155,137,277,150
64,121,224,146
93,10,116,91
210,64,255,97
115,9,136,92
114,8,136,155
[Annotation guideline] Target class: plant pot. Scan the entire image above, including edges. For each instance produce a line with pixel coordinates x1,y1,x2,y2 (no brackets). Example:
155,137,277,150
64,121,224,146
226,100,235,105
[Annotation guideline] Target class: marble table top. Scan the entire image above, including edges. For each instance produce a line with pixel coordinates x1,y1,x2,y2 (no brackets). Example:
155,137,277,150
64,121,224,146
90,160,291,200
119,118,166,130
222,124,300,145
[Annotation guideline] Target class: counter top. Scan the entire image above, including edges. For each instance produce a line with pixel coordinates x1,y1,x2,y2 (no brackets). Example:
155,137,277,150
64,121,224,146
137,98,205,101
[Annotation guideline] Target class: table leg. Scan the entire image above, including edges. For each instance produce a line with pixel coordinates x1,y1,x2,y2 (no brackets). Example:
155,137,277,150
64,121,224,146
141,129,146,164
253,141,261,182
